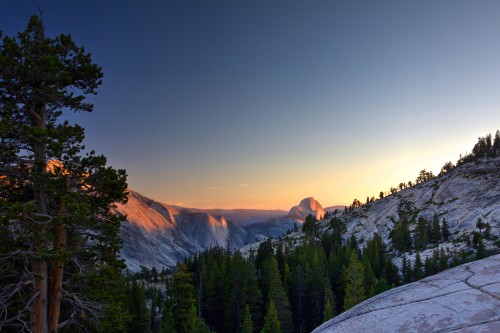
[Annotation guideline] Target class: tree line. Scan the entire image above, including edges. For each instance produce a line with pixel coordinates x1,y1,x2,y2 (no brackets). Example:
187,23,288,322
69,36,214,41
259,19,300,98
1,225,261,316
126,228,400,333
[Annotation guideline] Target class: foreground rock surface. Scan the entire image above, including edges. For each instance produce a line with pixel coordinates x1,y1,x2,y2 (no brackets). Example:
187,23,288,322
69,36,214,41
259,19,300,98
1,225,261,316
313,255,500,333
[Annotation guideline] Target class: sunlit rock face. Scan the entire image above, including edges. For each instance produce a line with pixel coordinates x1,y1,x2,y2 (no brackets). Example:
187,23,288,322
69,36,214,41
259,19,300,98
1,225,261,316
116,191,248,272
313,255,500,333
289,197,325,220
116,192,325,272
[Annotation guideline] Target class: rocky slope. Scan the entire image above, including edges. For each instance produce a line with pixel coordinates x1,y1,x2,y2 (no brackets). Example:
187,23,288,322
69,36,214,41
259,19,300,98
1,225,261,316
116,192,325,271
313,254,500,333
335,157,500,252
241,157,500,259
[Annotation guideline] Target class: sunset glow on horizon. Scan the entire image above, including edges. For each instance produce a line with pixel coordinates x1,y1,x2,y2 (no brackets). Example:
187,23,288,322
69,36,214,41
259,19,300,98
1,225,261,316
3,1,500,210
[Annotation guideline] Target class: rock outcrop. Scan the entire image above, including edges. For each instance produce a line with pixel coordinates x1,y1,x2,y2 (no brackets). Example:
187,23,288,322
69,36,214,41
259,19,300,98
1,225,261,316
313,255,500,333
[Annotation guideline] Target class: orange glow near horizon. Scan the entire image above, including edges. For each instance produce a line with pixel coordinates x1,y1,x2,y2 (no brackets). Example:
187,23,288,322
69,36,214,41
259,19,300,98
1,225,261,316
128,131,482,211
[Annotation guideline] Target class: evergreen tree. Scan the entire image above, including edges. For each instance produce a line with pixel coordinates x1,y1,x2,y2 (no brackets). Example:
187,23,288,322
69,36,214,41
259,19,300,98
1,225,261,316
261,301,281,333
476,237,486,260
0,14,127,333
343,253,366,311
432,214,441,243
240,305,254,333
441,218,450,241
401,254,412,284
322,298,334,322
440,161,454,174
172,263,205,333
127,281,151,333
438,248,448,272
362,257,376,298
243,253,263,331
484,223,492,240
493,130,500,155
413,252,424,281
160,297,176,333
302,214,316,237
390,219,412,253
414,217,429,250
264,258,293,333
79,262,131,333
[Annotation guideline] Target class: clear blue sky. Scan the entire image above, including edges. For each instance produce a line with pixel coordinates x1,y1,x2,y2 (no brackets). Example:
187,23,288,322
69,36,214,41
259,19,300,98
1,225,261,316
2,1,500,209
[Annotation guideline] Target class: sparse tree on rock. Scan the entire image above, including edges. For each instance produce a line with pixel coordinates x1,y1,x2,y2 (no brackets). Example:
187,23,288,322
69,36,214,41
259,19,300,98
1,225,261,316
414,252,424,280
441,218,450,241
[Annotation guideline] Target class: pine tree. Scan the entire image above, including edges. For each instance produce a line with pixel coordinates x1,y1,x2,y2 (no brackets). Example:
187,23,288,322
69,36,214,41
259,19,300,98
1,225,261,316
261,301,281,333
432,214,441,243
264,258,293,333
160,297,176,333
343,253,366,310
441,218,450,241
171,263,197,333
414,217,429,250
438,248,448,272
127,281,151,333
493,130,500,155
362,257,376,298
240,305,254,333
413,252,424,281
401,254,412,283
323,298,334,322
476,237,486,260
0,14,127,333
391,218,412,252
243,254,263,331
302,214,316,237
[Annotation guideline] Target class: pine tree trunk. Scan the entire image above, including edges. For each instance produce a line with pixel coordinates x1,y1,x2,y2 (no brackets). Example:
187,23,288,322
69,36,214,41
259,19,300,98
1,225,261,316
49,175,70,333
49,224,67,333
31,260,49,333
30,104,49,333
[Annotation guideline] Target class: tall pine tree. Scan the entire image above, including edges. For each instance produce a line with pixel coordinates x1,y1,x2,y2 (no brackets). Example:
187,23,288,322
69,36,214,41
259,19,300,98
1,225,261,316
0,14,127,333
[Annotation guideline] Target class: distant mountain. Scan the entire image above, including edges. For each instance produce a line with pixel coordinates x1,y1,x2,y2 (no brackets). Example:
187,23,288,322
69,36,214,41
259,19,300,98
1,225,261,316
116,191,247,271
185,208,287,227
244,197,326,239
116,193,325,271
313,254,500,333
289,197,325,220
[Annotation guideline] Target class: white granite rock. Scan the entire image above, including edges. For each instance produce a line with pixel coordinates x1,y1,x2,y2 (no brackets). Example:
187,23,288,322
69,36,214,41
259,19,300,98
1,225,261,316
313,255,500,333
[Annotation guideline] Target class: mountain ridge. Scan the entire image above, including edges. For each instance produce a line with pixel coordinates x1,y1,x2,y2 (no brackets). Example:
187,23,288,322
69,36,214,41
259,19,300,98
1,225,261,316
116,193,325,271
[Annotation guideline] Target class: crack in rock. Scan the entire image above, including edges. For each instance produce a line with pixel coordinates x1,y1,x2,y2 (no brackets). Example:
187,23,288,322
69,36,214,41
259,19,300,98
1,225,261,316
438,318,500,332
464,266,500,301
428,299,462,326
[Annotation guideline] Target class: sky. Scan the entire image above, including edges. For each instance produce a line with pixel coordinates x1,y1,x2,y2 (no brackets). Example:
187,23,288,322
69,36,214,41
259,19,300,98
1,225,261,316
1,1,500,210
